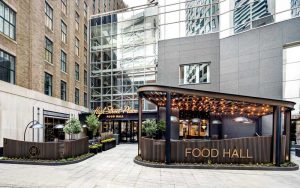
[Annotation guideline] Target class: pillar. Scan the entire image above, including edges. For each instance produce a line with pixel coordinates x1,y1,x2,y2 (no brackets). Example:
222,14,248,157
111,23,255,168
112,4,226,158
138,92,143,155
272,106,282,166
165,92,171,164
284,110,291,162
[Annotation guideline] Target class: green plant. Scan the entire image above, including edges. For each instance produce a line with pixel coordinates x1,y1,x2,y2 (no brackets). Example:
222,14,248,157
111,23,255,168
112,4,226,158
157,120,166,132
85,113,100,138
63,117,82,139
101,138,115,143
142,119,157,138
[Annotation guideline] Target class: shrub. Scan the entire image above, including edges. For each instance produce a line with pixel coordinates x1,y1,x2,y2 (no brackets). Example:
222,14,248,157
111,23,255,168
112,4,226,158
63,117,82,139
101,138,115,143
85,113,100,138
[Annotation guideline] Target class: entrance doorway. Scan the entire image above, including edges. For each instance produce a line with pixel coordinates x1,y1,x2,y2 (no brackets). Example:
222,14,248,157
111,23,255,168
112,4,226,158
102,120,138,143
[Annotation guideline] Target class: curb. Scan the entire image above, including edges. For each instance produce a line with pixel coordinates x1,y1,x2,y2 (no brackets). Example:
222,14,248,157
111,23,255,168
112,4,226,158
0,154,95,166
134,157,299,171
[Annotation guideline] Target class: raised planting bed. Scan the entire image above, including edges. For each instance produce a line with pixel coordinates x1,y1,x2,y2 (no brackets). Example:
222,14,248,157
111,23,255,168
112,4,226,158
0,153,94,166
101,138,116,151
134,155,299,171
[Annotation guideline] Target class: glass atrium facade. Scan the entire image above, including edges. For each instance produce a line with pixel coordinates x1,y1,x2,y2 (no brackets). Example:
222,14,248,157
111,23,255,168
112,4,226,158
90,0,300,111
90,5,158,110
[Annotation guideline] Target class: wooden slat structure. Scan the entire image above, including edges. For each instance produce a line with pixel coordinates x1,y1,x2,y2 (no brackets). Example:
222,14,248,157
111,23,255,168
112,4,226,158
140,136,286,164
3,137,88,160
138,85,295,166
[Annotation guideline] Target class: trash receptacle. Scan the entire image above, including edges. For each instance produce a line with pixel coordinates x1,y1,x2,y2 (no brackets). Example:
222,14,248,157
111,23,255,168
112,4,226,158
113,134,119,145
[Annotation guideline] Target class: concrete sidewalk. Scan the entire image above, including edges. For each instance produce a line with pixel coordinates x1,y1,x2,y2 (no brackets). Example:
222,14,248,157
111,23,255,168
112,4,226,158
0,144,299,188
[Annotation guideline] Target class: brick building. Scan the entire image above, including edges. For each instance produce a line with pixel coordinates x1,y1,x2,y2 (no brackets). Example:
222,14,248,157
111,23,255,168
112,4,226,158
0,0,126,147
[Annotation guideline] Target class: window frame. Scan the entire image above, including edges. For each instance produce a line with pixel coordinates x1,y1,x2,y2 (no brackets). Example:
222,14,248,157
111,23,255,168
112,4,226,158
61,0,67,15
45,37,53,63
75,11,79,31
75,88,80,105
61,20,67,43
44,72,53,96
75,62,80,81
45,2,53,30
61,50,67,72
179,62,211,85
0,0,16,40
0,49,15,84
61,80,67,101
75,37,79,56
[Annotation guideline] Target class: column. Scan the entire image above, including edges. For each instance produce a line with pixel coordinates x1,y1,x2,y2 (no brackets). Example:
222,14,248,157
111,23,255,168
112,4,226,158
138,92,143,155
284,110,291,162
165,92,171,164
272,106,282,166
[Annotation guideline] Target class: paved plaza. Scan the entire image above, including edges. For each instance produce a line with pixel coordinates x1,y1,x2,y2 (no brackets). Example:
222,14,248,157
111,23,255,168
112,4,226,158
0,144,300,188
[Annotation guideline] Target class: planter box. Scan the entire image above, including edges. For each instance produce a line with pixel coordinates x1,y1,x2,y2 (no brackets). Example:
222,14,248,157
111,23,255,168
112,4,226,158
102,140,116,151
97,146,103,153
89,147,98,154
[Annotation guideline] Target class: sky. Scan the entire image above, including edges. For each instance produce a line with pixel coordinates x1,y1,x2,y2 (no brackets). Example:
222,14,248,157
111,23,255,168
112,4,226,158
123,0,148,7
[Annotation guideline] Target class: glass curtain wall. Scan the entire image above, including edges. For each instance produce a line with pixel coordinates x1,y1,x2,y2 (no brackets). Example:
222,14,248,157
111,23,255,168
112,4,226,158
283,44,300,116
90,6,158,110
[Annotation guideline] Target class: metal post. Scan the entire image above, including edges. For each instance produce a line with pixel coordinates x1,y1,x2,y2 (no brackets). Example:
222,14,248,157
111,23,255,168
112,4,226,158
165,92,171,164
284,110,291,162
272,106,282,166
138,92,143,156
32,107,35,142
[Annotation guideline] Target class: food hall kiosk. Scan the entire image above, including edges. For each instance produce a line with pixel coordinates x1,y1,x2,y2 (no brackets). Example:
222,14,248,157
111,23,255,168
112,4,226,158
137,85,295,166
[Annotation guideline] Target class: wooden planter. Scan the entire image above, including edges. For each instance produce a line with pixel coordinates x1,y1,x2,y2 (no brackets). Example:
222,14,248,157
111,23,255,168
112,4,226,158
102,140,116,151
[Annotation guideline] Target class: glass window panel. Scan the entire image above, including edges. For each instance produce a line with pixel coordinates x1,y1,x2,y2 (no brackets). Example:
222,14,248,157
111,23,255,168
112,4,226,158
285,46,300,64
284,63,300,81
283,80,300,98
164,23,179,39
165,11,180,24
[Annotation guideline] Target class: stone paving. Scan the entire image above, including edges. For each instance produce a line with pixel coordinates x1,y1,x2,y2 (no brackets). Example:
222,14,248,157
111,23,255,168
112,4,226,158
0,144,300,188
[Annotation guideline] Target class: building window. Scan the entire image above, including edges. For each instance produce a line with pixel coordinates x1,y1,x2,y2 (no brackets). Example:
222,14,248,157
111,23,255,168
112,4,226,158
0,49,15,84
75,12,79,31
61,80,67,101
45,2,53,30
84,92,87,107
84,2,87,18
179,63,210,85
61,20,67,43
75,62,79,81
61,0,67,15
84,24,87,41
61,50,67,72
84,70,87,85
44,72,52,96
75,88,79,105
0,1,16,39
45,37,53,63
75,37,79,56
84,47,87,64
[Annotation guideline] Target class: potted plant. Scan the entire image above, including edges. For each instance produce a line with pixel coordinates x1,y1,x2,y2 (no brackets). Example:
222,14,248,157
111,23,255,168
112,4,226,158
85,113,100,142
63,117,82,140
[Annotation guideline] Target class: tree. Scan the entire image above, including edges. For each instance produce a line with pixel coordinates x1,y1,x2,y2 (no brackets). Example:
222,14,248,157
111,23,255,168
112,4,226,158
63,117,82,139
85,113,100,138
142,119,157,138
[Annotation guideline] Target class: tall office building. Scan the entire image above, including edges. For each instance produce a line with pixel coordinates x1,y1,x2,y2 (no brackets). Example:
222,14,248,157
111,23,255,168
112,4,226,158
90,0,127,15
291,0,300,17
233,0,273,33
90,5,159,111
185,0,219,36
